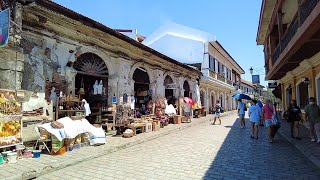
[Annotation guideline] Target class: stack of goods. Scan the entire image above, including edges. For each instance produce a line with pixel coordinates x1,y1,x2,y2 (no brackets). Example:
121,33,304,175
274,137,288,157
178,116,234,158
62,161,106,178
51,134,66,155
23,108,44,116
0,91,22,148
45,73,67,103
173,115,182,124
0,91,21,115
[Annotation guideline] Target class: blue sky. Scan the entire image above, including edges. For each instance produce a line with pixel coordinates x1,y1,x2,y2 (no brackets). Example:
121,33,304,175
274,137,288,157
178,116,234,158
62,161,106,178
53,0,266,86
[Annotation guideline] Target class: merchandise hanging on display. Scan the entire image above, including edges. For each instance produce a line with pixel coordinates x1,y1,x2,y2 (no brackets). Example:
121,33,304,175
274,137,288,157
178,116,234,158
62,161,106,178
0,89,23,148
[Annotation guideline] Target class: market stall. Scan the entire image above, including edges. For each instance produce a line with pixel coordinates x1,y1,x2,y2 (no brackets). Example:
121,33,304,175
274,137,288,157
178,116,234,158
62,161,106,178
0,89,23,149
133,67,151,116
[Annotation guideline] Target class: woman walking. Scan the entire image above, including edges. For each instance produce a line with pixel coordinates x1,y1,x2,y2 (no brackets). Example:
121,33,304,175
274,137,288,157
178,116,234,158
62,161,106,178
248,100,261,139
286,99,302,140
262,99,274,143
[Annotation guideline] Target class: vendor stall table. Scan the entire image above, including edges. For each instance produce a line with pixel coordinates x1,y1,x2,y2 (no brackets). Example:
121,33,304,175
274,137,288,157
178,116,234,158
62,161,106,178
114,124,127,136
127,124,145,135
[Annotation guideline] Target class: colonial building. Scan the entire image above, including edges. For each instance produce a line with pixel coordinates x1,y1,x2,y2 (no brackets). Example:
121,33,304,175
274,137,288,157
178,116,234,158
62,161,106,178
257,0,320,112
0,0,201,119
240,79,265,100
240,79,255,98
143,23,245,111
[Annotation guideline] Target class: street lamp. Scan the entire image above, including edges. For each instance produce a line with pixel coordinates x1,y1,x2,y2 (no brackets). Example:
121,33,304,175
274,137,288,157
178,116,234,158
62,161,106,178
249,67,253,75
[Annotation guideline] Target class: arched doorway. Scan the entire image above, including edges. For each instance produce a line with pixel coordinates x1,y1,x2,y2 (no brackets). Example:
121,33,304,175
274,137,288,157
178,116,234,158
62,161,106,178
164,75,175,105
297,82,309,109
133,67,150,112
285,85,293,109
183,81,191,97
200,90,205,107
74,53,109,104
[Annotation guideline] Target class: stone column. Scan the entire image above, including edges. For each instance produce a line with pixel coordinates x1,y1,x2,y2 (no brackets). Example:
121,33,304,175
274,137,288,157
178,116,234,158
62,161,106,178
108,75,119,105
0,4,24,90
206,87,209,108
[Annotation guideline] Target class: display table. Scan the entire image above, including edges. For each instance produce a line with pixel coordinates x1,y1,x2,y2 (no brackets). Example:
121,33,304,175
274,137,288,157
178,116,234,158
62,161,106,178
114,124,127,136
127,124,145,135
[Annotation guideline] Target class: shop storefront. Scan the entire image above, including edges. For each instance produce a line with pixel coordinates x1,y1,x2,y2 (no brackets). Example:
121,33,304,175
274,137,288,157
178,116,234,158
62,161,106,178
183,81,191,98
133,67,151,116
164,75,176,106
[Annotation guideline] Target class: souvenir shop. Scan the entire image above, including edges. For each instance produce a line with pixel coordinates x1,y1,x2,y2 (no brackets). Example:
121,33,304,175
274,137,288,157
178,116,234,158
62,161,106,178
164,75,176,107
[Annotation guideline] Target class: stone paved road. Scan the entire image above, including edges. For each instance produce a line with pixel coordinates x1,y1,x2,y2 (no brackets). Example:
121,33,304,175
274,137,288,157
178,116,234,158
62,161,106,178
37,114,320,180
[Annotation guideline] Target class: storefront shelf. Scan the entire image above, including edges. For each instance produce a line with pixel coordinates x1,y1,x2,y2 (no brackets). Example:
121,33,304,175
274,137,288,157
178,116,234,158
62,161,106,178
58,110,85,112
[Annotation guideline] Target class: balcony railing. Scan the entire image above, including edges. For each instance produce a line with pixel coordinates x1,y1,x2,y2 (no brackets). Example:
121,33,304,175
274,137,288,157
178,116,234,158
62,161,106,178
227,79,233,86
272,44,281,65
217,74,225,82
271,0,319,66
209,71,216,79
300,0,318,23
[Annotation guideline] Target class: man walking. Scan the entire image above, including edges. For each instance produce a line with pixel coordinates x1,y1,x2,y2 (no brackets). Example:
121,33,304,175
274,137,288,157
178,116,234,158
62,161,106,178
305,97,320,144
238,99,246,128
213,100,222,125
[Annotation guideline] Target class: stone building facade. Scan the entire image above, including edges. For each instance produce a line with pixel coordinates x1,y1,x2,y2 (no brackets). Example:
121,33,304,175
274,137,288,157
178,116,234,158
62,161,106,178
0,1,201,119
143,23,245,111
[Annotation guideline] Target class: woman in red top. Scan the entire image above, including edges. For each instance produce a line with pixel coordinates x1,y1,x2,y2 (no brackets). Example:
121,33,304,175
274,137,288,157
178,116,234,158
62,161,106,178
262,99,274,143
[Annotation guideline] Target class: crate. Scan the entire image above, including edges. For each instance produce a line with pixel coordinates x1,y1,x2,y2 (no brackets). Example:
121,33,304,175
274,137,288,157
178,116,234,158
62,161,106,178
173,115,182,124
145,122,152,133
51,146,66,155
181,116,191,123
152,121,160,131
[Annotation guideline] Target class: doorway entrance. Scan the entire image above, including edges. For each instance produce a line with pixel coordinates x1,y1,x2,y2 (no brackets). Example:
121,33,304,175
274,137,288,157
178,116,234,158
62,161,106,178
74,53,109,106
285,85,293,109
297,82,309,109
183,81,191,98
164,75,175,105
133,67,150,111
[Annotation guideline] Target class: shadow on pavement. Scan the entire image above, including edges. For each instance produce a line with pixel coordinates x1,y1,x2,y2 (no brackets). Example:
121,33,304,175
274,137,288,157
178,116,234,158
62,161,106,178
203,118,320,179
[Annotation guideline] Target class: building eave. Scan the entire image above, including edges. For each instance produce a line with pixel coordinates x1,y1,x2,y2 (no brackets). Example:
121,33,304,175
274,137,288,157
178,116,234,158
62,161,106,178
28,0,201,75
211,41,245,74
256,0,277,45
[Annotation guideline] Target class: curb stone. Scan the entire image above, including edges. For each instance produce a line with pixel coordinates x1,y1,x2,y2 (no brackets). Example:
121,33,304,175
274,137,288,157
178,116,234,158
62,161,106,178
277,129,320,169
5,111,237,180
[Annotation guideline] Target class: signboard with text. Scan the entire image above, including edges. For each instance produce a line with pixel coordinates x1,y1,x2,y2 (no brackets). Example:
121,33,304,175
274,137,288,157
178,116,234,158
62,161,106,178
252,75,260,84
0,9,10,47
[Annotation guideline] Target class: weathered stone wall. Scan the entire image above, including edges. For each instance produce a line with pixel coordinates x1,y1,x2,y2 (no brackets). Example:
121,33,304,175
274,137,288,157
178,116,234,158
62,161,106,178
0,47,24,90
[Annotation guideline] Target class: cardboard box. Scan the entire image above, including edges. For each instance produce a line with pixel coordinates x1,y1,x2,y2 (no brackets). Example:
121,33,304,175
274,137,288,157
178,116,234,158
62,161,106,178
173,115,182,124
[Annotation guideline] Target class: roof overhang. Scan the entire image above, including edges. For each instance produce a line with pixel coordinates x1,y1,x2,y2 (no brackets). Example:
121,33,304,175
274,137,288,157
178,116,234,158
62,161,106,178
256,0,277,45
210,41,245,74
21,0,201,76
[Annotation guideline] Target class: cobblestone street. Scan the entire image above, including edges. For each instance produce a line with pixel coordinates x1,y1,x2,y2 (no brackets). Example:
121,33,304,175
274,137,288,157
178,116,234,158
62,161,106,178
37,113,320,180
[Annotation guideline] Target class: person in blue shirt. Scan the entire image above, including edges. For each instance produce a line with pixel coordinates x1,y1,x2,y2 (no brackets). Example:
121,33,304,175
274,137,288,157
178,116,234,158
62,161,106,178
248,100,262,139
238,99,246,128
